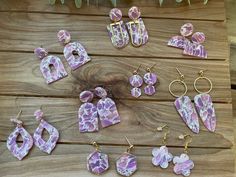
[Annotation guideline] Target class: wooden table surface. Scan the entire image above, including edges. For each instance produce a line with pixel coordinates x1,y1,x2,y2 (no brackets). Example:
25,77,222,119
0,0,235,176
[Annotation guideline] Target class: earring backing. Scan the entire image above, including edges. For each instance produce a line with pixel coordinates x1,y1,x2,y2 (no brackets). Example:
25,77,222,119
193,70,212,94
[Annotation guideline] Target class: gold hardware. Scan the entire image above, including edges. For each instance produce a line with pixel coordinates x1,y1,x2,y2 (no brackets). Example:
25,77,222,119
92,141,99,151
125,136,134,153
157,124,169,145
194,70,212,94
178,134,192,154
128,20,142,47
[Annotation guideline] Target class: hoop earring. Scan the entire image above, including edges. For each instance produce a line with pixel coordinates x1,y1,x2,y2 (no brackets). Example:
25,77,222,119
169,68,199,134
193,70,216,132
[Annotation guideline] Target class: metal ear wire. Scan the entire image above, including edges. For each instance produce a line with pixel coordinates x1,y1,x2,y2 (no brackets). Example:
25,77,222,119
157,124,169,145
178,134,192,154
125,136,134,153
92,141,100,151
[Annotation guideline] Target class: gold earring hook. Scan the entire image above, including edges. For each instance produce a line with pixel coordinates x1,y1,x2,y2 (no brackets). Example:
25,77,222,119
10,109,23,126
178,134,192,154
176,67,184,81
157,124,169,145
133,64,142,74
125,136,134,153
92,141,100,151
146,63,156,72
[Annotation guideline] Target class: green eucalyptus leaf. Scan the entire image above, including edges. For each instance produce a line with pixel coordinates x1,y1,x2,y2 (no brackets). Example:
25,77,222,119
176,0,183,3
49,0,56,5
75,0,82,8
110,0,117,7
204,0,208,5
159,0,164,6
187,0,191,5
60,0,65,4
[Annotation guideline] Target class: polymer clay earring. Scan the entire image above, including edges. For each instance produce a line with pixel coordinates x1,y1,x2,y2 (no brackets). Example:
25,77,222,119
57,30,91,70
34,47,68,84
169,68,199,134
126,6,148,47
116,137,137,177
193,70,216,132
78,90,99,132
7,110,33,160
129,64,143,98
87,142,109,175
33,108,59,154
173,134,194,176
152,125,173,169
94,87,121,128
143,64,158,96
107,8,130,48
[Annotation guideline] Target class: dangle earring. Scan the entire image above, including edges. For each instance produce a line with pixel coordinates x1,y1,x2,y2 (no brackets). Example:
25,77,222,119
143,64,158,96
78,90,99,132
173,134,194,176
169,68,199,134
57,29,91,70
129,64,143,98
87,142,109,175
33,108,59,154
116,137,137,177
126,6,148,47
7,110,33,160
94,87,121,128
152,125,173,169
107,8,130,48
34,47,68,84
193,70,216,132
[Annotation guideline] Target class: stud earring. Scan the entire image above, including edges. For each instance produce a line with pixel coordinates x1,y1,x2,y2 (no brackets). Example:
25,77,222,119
193,70,216,132
57,29,91,70
126,6,148,47
143,64,158,96
94,87,121,128
116,136,137,177
152,125,173,169
34,47,68,84
169,68,200,134
87,142,109,175
129,64,143,98
7,110,33,160
107,8,130,48
78,90,99,132
173,134,194,176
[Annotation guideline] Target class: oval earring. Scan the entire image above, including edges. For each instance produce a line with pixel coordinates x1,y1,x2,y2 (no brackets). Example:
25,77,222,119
169,68,199,134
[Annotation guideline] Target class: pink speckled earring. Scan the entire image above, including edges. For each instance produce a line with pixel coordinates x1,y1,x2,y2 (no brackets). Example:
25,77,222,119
57,30,91,70
34,47,68,84
78,90,99,132
126,6,148,47
143,64,158,96
129,64,143,98
107,8,130,48
33,108,59,154
7,110,33,160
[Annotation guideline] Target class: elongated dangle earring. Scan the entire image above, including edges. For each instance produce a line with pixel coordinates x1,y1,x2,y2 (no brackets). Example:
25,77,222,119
144,64,158,96
33,108,59,154
173,134,194,176
78,90,99,132
57,30,91,70
193,70,216,132
87,142,109,175
152,125,173,169
129,64,143,98
107,8,130,48
169,68,200,134
116,137,137,177
7,110,33,160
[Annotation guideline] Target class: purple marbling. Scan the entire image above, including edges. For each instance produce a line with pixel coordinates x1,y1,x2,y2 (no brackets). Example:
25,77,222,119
183,42,207,59
191,32,205,44
180,23,194,37
129,74,143,88
80,90,94,103
143,72,157,85
144,85,156,96
128,6,141,20
109,8,122,22
57,30,71,44
131,87,141,98
94,87,108,98
152,146,173,169
173,153,194,176
167,36,191,49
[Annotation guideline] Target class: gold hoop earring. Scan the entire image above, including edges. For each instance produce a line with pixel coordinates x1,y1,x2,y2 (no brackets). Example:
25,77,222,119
193,70,212,94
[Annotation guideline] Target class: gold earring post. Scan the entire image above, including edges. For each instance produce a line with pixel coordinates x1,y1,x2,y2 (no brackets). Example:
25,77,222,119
92,141,99,151
178,134,192,154
125,136,134,153
157,124,169,145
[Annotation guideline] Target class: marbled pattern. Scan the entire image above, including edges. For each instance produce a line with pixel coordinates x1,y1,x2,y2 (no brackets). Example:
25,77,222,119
174,96,200,134
94,87,108,98
131,87,141,98
129,74,143,87
34,47,48,59
173,153,194,176
191,32,205,44
183,42,207,59
87,150,109,175
180,23,194,37
109,8,122,22
143,72,157,85
144,85,156,96
167,36,191,49
57,30,71,44
116,152,137,177
152,146,173,169
7,126,33,160
128,6,141,20
194,93,216,132
80,90,94,103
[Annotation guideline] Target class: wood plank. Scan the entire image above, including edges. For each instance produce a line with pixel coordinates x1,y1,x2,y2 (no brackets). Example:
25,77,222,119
0,143,234,177
230,46,236,86
0,12,229,60
231,90,236,173
0,52,231,102
0,0,225,21
0,96,233,148
226,0,236,45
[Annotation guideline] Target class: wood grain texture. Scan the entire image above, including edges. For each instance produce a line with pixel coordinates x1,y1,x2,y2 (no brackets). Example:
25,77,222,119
230,46,236,86
0,96,233,148
0,12,229,60
0,0,225,21
0,52,231,102
226,0,236,45
0,142,234,177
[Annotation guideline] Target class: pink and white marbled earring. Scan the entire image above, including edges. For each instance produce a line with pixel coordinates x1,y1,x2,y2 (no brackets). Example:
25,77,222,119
7,110,33,160
57,30,91,70
33,109,59,154
129,64,143,98
143,64,158,96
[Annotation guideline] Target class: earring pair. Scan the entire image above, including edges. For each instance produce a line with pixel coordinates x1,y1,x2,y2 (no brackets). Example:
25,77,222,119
152,125,194,176
87,137,137,176
34,30,91,84
129,64,158,98
169,68,216,134
78,86,121,133
107,6,148,48
7,108,59,160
